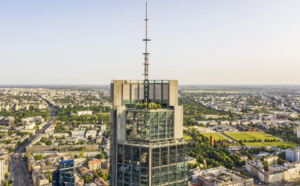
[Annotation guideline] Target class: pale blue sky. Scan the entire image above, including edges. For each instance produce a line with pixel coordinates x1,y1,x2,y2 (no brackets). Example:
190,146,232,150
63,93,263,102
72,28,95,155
0,0,299,85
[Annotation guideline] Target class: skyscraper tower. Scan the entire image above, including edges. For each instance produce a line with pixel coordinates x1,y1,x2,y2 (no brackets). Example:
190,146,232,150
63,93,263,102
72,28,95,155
52,160,75,186
110,2,188,185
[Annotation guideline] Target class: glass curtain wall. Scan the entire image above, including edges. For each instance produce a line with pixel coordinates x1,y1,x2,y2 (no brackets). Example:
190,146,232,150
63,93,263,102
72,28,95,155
126,110,174,142
117,145,149,186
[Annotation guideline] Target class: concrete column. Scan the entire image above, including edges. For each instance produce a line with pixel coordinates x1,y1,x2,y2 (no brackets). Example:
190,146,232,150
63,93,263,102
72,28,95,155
169,80,178,106
174,105,183,139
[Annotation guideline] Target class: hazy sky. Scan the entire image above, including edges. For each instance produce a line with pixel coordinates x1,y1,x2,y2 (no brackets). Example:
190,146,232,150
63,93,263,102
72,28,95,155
1,0,299,85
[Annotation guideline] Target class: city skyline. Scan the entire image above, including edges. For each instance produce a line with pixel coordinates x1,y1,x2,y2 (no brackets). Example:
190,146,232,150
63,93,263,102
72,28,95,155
1,1,300,185
1,0,300,85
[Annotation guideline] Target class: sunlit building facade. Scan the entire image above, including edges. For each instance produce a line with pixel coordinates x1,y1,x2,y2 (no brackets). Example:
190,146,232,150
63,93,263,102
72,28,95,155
110,80,188,186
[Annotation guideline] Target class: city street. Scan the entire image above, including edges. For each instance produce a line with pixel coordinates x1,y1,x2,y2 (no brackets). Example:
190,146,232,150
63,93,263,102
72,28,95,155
11,98,56,186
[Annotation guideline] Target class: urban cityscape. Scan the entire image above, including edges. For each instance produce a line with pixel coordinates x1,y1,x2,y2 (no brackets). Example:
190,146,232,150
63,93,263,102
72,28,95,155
1,1,300,186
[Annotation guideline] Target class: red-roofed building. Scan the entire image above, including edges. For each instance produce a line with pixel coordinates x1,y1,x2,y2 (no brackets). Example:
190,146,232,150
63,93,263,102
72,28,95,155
95,177,108,186
88,159,101,170
78,167,90,175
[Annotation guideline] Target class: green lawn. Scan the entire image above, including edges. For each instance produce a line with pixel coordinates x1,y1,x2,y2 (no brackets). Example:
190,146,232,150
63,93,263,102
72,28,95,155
244,142,296,148
201,133,228,141
183,133,193,142
224,132,280,142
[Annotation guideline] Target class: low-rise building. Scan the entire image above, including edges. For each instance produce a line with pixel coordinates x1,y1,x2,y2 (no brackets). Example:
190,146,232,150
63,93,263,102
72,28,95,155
246,159,300,184
67,137,78,144
0,116,14,127
219,120,230,125
286,145,300,162
198,166,253,186
85,130,97,138
72,130,85,138
78,166,90,176
20,129,36,135
32,170,49,186
95,177,108,186
77,111,93,116
294,127,300,138
21,116,44,125
25,122,36,129
45,124,55,134
264,156,278,166
188,168,201,180
186,156,197,165
203,115,229,119
52,133,69,138
99,125,107,131
214,125,238,132
88,159,101,170
196,127,214,133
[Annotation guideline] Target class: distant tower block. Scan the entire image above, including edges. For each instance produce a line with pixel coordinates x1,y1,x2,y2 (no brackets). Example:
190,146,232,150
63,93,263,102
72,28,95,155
203,159,207,167
210,135,213,147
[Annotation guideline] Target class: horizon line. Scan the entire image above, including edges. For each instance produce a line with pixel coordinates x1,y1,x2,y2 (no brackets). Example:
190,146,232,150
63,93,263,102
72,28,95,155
0,84,300,86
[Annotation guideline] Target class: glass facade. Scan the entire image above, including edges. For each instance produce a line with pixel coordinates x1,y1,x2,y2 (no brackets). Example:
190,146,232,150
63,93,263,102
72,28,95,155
117,143,187,186
111,80,188,186
117,145,149,186
52,160,75,186
126,110,174,142
151,145,188,186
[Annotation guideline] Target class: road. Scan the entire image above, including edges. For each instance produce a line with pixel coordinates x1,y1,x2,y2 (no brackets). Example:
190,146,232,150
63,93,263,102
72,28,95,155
11,97,56,186
11,155,30,186
15,102,56,154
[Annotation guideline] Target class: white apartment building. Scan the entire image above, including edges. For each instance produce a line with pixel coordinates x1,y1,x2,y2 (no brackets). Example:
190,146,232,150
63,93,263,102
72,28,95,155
195,166,253,186
286,145,300,162
0,157,4,185
294,127,300,138
72,130,85,138
77,111,92,116
246,160,300,184
85,130,97,138
21,116,44,125
25,122,36,130
99,124,107,131
52,133,69,138
88,159,101,170
196,127,214,133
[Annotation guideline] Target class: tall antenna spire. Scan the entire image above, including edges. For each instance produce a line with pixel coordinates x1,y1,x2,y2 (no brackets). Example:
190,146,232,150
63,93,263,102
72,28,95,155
143,1,150,80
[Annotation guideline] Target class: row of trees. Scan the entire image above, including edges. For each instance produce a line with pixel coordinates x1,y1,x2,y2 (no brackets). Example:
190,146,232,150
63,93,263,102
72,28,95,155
57,113,110,125
265,126,300,144
179,96,234,126
238,138,280,143
0,108,49,124
186,128,242,170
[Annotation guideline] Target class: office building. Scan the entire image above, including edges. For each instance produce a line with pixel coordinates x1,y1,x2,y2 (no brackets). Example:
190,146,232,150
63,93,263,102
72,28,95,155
110,3,188,185
52,160,75,186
